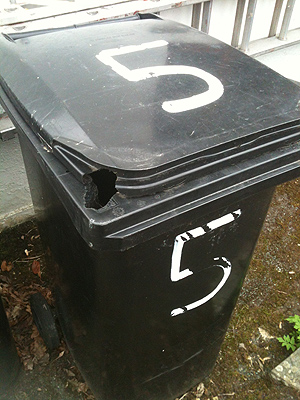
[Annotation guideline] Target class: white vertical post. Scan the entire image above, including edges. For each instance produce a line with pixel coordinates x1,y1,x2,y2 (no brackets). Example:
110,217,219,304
278,0,296,40
240,0,258,52
231,0,246,47
269,0,284,37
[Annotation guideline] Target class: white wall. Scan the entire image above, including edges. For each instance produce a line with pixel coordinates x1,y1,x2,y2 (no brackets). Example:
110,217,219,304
160,5,193,27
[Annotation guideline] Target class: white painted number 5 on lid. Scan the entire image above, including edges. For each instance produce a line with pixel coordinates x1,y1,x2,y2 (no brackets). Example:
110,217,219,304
96,40,224,113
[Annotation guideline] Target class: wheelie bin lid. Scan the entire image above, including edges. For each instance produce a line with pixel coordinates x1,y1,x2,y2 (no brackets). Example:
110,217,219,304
0,14,300,200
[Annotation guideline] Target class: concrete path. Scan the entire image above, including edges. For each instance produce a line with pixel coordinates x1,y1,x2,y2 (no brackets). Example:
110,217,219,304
0,116,34,231
272,348,300,391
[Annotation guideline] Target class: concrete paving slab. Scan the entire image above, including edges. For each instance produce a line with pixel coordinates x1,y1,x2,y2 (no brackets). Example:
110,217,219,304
271,348,300,391
0,134,34,232
0,113,17,141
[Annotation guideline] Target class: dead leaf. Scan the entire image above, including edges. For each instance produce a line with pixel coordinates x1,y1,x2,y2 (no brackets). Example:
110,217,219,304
257,358,264,371
39,353,50,366
26,304,32,314
53,350,65,362
1,260,13,272
261,356,271,363
247,355,254,367
76,382,89,393
32,260,41,278
1,260,7,271
31,325,40,339
195,383,205,398
58,350,65,359
258,327,275,341
32,336,47,362
6,261,13,271
64,368,76,378
239,343,247,351
24,358,34,371
11,305,21,320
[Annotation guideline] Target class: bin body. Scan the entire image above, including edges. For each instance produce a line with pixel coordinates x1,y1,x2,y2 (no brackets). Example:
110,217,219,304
0,297,20,394
1,14,300,400
20,130,274,399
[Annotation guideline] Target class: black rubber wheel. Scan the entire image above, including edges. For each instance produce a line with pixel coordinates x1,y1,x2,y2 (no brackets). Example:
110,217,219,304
30,292,60,351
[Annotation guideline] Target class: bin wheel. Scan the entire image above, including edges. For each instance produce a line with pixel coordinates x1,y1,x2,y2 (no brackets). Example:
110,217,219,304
30,292,60,351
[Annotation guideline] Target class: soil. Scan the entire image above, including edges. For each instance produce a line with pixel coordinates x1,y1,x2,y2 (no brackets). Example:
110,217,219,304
0,178,299,400
0,222,93,400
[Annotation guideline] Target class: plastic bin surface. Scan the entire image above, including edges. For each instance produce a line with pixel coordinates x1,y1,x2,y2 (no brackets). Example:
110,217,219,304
0,14,300,400
0,15,300,249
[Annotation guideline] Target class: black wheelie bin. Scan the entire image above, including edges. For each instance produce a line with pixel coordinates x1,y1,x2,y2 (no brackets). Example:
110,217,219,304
0,14,300,400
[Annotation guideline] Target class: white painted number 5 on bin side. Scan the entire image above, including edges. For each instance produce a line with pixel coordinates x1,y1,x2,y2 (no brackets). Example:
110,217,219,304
96,40,224,113
170,210,241,317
